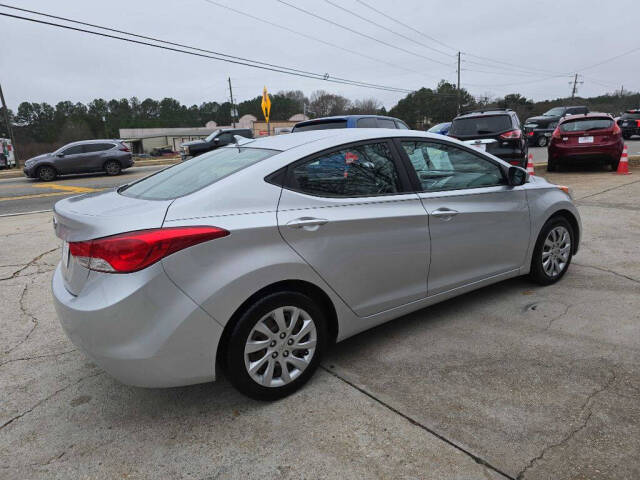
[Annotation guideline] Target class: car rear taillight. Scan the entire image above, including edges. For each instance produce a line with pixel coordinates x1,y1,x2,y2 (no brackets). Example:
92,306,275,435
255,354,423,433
551,127,561,139
527,131,534,136
612,123,621,135
499,129,522,139
119,144,130,152
68,226,229,273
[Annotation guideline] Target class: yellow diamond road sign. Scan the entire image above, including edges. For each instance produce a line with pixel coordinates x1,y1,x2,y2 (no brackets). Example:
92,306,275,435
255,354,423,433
261,86,271,123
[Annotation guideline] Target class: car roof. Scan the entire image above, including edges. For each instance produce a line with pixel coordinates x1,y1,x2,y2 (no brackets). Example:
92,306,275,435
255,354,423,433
560,112,612,122
63,139,120,147
294,114,404,126
228,128,440,151
455,109,513,119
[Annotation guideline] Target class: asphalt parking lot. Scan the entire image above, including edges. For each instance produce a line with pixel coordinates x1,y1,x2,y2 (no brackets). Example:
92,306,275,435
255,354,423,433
1,165,639,479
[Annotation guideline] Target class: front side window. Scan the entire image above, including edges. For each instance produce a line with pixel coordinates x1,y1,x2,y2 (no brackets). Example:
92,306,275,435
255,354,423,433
62,145,83,155
121,147,277,200
396,121,410,129
544,107,566,116
400,141,505,192
290,142,400,197
217,133,233,144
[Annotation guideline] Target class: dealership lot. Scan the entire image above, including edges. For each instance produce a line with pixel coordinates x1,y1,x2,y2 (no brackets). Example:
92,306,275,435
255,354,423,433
1,167,639,479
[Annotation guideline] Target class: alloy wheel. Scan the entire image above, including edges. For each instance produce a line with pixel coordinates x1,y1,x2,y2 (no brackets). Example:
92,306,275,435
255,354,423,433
244,306,317,388
542,226,571,277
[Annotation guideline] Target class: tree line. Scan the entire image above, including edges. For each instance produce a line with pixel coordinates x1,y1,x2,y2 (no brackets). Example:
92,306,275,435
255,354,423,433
1,81,638,158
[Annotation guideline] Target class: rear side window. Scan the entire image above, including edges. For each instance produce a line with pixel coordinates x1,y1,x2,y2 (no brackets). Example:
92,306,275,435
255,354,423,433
84,143,114,152
560,118,613,132
395,121,409,129
377,118,396,129
357,118,378,128
289,142,400,197
121,147,277,200
450,115,512,136
293,120,347,132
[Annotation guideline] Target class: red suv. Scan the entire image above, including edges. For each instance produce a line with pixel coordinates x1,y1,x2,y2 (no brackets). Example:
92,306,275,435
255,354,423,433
548,113,623,171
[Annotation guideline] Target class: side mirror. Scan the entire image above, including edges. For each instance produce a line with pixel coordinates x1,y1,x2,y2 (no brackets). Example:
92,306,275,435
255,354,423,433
508,166,527,186
213,137,220,144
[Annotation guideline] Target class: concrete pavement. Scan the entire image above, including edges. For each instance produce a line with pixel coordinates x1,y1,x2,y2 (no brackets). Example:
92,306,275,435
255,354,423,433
0,167,639,479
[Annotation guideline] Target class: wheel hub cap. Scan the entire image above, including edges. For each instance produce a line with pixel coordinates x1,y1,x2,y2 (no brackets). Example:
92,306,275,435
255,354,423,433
542,226,571,277
244,306,317,388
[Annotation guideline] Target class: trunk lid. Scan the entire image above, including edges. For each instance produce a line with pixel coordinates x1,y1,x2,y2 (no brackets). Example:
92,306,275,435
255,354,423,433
53,190,173,295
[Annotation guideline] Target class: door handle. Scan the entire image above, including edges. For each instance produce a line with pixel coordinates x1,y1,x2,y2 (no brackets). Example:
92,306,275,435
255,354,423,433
431,208,459,220
286,217,329,229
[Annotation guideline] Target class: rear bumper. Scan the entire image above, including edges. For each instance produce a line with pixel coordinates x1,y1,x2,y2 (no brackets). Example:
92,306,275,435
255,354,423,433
52,263,223,388
548,141,623,162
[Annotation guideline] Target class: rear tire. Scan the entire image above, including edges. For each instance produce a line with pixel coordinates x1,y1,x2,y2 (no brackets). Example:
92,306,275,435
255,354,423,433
530,216,574,285
37,165,56,182
225,291,328,401
622,133,631,140
536,136,548,147
104,160,121,176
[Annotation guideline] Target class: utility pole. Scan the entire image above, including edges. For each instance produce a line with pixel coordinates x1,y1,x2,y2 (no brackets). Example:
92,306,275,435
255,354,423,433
228,77,236,128
0,81,18,168
456,52,461,114
570,73,583,100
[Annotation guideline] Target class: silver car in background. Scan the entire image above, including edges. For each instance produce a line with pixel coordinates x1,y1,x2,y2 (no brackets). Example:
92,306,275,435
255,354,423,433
52,129,580,400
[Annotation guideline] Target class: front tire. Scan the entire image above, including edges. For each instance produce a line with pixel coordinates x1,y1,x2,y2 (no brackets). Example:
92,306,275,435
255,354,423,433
530,216,574,285
37,165,57,182
225,291,328,401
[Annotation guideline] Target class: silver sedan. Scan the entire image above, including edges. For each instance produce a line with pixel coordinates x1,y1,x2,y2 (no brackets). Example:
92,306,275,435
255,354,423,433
52,129,581,400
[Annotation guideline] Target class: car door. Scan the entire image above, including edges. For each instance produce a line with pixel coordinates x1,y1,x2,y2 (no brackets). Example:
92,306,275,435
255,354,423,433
83,143,114,171
396,139,530,296
277,140,430,317
54,144,85,174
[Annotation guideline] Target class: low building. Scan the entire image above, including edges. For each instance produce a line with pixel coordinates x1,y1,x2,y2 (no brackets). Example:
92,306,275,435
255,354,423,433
119,114,309,154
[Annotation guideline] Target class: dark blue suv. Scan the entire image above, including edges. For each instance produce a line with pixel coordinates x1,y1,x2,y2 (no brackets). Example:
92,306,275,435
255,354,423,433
292,115,410,132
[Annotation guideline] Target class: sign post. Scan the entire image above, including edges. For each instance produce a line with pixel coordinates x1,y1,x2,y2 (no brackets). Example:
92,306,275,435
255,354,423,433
261,86,271,136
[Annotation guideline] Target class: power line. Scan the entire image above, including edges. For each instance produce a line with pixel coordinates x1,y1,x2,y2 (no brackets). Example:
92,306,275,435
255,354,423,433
322,0,453,59
576,46,640,72
276,0,455,69
201,0,436,79
351,0,572,78
0,9,414,94
353,0,457,52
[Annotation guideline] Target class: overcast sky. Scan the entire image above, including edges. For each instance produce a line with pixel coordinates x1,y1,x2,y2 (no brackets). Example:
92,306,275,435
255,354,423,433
1,0,639,113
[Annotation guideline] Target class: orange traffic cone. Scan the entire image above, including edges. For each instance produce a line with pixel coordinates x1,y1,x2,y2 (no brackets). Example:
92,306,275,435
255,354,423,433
615,144,631,175
526,153,535,175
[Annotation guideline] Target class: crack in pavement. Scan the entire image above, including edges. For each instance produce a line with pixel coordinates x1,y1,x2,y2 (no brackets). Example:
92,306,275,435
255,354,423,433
545,303,572,331
515,369,618,480
0,370,104,431
320,365,516,480
573,262,640,284
576,178,640,200
0,247,58,282
0,349,77,368
4,280,38,355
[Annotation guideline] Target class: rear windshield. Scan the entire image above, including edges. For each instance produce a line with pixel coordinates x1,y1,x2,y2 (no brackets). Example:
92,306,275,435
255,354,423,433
622,113,640,120
560,118,613,132
450,115,512,136
293,120,347,132
120,147,277,200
